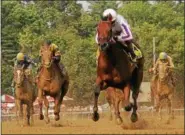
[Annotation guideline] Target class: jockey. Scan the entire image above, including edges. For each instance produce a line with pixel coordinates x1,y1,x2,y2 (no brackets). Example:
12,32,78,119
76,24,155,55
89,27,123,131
11,52,35,87
36,40,66,80
95,8,141,63
153,52,175,86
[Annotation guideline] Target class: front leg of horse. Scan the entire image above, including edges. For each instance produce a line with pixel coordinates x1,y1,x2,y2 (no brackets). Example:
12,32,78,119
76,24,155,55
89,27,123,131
107,100,113,121
25,104,31,126
123,84,132,112
54,94,62,121
166,96,174,124
43,96,50,124
30,105,34,126
16,99,23,125
92,85,100,122
115,99,123,125
155,96,162,120
38,88,44,120
131,91,139,123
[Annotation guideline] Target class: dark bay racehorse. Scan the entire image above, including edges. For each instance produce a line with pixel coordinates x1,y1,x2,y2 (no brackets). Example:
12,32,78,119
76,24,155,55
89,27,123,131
37,45,69,124
93,20,144,123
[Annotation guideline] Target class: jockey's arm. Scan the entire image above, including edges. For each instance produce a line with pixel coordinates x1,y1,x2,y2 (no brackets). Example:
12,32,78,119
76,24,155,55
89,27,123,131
167,56,174,69
116,22,133,43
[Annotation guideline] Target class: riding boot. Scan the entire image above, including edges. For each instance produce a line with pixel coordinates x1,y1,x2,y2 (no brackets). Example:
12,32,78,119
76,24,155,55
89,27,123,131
56,63,65,78
125,41,137,62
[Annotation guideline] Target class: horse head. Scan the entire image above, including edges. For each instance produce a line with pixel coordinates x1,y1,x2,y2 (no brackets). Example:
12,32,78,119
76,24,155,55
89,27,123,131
97,20,112,51
14,65,25,87
40,45,53,69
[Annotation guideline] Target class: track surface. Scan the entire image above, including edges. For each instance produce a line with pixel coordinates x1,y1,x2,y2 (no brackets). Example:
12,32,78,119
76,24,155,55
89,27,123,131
2,112,184,134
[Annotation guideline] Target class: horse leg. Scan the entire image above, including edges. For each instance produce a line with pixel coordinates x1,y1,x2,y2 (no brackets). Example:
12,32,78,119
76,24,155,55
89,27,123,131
53,80,69,122
43,96,50,123
16,100,23,125
54,94,61,121
123,84,132,112
115,99,123,125
38,88,44,120
131,90,139,123
92,85,100,121
25,103,31,126
107,98,113,121
167,94,174,123
156,96,162,120
15,99,19,125
30,104,34,126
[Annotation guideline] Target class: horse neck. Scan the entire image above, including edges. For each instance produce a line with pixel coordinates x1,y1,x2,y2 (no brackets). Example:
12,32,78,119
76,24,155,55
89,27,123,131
15,78,30,93
99,44,129,67
99,50,112,64
42,65,53,79
41,63,61,80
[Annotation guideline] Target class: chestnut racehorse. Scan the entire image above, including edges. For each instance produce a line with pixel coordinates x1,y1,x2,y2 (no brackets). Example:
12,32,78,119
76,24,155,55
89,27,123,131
149,64,175,122
14,65,37,126
37,45,69,124
93,20,144,123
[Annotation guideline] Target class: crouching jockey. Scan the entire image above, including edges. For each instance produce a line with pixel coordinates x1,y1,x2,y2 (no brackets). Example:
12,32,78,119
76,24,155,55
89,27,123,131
36,40,67,82
11,52,36,87
152,52,176,87
95,8,142,63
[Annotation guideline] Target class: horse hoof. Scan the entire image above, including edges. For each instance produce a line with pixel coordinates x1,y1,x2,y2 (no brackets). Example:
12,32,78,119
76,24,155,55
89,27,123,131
131,113,138,123
166,119,170,124
40,114,44,120
22,123,30,127
116,117,123,125
92,112,99,122
45,118,50,124
55,115,60,121
124,104,132,112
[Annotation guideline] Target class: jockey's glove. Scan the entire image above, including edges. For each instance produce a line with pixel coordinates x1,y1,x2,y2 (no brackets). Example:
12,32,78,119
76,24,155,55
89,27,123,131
113,36,118,41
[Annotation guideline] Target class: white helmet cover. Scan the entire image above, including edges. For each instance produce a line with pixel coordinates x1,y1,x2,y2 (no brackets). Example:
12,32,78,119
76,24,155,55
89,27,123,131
103,8,117,22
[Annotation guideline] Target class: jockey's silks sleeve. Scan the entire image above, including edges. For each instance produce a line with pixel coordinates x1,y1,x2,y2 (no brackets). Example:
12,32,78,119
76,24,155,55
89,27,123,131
167,56,174,68
115,15,133,42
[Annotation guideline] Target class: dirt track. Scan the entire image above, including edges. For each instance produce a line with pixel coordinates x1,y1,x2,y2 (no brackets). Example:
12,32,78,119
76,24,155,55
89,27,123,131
2,112,184,134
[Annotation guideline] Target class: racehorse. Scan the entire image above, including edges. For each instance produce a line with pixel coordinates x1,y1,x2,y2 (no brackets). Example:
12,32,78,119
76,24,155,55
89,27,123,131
14,65,37,126
105,87,124,124
93,20,144,123
37,44,69,124
149,64,175,122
